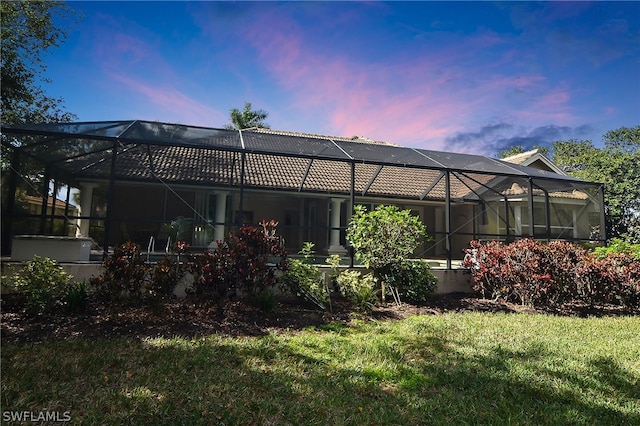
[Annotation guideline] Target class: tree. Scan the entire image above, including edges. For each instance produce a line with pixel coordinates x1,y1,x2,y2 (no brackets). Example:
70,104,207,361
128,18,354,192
224,102,270,130
1,0,77,124
498,144,549,158
552,126,640,242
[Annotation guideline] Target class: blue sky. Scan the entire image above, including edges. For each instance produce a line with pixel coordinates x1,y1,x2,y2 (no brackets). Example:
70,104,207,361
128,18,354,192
46,1,639,155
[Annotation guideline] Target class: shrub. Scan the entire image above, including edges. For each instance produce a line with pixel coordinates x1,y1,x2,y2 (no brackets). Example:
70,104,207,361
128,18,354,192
347,204,429,301
10,256,72,314
281,242,329,310
593,238,640,261
189,251,229,304
148,240,188,300
215,220,287,294
385,260,438,303
336,270,378,312
91,241,150,302
463,239,640,309
189,220,287,314
149,256,182,299
325,254,342,283
577,252,640,307
347,205,428,271
62,281,88,313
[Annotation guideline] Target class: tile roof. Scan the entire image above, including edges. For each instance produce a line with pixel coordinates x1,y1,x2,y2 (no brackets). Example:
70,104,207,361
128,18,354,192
2,120,593,203
87,144,505,201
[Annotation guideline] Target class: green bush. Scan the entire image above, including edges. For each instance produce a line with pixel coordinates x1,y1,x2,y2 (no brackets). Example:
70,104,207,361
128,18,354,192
281,242,329,310
346,204,430,301
336,270,378,312
346,205,428,272
593,238,640,260
10,256,73,314
385,260,438,303
62,281,88,313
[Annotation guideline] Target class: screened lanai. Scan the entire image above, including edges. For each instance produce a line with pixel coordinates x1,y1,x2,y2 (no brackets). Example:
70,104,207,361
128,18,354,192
1,120,606,267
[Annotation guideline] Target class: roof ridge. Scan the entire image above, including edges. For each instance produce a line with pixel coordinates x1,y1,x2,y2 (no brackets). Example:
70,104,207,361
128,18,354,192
502,148,540,161
246,128,398,146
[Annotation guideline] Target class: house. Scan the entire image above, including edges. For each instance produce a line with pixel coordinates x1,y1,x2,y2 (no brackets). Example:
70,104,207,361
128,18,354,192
1,120,605,267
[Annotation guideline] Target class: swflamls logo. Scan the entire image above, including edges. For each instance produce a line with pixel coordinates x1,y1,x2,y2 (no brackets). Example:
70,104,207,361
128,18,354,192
2,410,71,423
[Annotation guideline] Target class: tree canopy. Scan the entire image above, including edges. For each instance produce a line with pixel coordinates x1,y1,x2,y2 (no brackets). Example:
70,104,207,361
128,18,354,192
498,145,548,158
552,126,640,242
1,0,77,124
224,102,270,130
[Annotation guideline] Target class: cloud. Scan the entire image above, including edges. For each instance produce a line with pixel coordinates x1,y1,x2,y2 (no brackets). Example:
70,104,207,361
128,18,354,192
233,9,517,148
218,4,599,152
107,72,225,126
87,14,226,126
446,123,594,155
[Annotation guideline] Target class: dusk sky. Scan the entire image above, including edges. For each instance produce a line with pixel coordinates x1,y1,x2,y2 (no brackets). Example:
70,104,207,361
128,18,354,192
46,1,639,155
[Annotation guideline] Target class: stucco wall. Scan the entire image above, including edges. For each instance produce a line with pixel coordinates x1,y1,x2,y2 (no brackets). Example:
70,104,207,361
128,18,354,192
2,261,472,296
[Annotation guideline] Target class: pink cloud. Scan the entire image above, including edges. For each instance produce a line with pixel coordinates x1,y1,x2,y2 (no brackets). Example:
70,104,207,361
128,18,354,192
108,72,225,126
88,19,225,126
514,87,576,124
237,9,586,151
238,11,473,148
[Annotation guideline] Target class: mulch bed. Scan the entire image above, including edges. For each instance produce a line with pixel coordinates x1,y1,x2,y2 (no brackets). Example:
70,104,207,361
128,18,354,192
1,293,637,343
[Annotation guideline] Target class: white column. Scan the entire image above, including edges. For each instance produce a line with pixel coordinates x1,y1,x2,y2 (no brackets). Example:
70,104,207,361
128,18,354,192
212,191,228,245
328,198,347,255
572,208,578,239
514,205,522,235
76,183,97,237
435,207,445,255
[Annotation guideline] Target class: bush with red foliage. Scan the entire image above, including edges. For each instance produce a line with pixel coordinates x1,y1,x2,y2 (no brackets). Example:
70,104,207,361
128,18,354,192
189,220,288,306
463,239,639,309
91,241,150,301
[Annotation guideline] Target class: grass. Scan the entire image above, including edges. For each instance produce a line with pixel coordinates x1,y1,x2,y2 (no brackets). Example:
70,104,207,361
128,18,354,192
2,312,639,425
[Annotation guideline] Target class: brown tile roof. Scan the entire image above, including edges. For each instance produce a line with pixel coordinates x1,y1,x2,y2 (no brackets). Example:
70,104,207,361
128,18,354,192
73,134,584,203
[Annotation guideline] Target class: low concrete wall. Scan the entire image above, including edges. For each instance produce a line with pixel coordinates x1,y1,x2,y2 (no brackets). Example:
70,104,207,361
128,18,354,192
2,260,472,296
11,235,93,262
316,265,473,294
1,261,103,294
431,269,473,294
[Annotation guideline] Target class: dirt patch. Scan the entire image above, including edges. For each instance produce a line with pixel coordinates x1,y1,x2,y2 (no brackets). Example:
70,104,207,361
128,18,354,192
1,293,637,343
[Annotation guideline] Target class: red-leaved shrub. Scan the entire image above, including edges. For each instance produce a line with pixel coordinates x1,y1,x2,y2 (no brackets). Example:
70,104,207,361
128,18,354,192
463,239,640,308
189,220,288,312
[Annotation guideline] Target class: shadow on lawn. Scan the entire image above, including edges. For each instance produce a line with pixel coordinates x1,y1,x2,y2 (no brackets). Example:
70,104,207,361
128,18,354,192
2,321,638,425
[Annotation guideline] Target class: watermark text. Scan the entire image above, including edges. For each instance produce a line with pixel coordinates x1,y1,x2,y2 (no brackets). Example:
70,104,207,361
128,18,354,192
2,411,71,423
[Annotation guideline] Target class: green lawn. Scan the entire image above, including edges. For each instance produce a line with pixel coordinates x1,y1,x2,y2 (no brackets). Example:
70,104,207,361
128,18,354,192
2,312,639,425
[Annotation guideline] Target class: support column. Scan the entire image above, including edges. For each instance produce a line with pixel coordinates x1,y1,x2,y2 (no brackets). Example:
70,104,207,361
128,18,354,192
445,171,452,269
212,191,228,246
527,178,535,237
514,205,522,236
599,184,607,243
39,165,51,234
76,183,97,237
328,197,347,255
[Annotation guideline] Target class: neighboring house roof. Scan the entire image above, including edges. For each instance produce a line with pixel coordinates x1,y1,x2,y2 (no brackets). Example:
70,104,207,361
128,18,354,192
502,149,566,175
21,195,79,214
